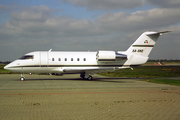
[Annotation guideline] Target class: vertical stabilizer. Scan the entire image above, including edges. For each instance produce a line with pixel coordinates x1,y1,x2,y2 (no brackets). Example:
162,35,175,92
126,31,171,57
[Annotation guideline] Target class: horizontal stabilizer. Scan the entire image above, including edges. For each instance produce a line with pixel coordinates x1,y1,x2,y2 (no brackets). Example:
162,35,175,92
146,31,171,36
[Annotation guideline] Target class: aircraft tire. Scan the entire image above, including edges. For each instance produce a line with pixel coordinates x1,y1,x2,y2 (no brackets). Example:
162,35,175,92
87,75,93,81
20,77,25,81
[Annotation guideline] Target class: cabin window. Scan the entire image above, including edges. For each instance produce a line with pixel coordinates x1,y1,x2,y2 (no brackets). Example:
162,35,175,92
71,58,73,61
52,58,55,61
65,58,67,61
84,58,86,61
77,58,79,61
58,58,61,61
19,55,34,60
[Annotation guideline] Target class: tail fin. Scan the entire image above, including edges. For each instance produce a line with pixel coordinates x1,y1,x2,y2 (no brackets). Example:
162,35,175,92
126,31,171,57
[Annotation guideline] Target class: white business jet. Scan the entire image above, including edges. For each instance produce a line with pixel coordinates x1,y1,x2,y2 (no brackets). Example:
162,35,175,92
4,31,170,81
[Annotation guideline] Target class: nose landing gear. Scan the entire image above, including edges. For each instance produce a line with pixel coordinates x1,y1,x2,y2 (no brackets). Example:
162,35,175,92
20,74,25,81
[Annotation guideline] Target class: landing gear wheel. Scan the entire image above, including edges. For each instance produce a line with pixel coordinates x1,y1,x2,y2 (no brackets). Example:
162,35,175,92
20,77,25,81
80,73,93,80
80,73,85,79
87,75,93,81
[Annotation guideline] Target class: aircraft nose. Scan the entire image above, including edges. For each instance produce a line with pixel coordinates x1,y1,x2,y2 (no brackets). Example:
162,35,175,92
4,61,21,73
4,64,10,70
4,62,15,71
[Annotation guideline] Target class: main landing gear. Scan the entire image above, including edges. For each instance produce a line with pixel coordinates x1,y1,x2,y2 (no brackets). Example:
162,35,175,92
80,73,93,80
20,73,25,81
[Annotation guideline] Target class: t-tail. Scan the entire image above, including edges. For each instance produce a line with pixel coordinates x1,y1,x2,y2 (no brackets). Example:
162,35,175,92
124,31,171,66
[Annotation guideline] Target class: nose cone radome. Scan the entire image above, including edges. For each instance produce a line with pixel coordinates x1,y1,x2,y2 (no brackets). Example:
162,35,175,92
4,64,10,71
4,61,16,71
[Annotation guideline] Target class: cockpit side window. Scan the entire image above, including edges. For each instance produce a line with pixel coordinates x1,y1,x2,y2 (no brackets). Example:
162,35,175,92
19,55,34,60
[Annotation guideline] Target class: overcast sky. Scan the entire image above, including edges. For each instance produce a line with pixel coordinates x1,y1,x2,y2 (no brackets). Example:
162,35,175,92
0,0,180,61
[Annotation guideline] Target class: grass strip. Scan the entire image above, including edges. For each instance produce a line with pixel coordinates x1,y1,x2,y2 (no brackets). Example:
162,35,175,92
99,66,180,78
142,79,180,86
0,64,13,74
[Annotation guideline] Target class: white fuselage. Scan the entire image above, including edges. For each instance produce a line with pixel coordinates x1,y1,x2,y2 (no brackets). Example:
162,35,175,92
4,51,148,74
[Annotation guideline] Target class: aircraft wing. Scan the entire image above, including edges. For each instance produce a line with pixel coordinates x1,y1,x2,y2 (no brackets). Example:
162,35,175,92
62,66,130,75
63,67,114,74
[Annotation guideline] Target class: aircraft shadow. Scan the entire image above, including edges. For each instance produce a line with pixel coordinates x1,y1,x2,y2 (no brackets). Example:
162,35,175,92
17,77,143,83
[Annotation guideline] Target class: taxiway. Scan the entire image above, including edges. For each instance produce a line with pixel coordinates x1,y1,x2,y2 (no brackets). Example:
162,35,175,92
0,74,180,120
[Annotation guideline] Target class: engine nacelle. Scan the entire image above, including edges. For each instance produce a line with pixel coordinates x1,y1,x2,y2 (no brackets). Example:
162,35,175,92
96,51,116,62
96,51,127,62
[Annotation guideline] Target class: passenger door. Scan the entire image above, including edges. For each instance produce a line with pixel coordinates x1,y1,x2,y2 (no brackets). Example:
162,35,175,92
40,52,49,67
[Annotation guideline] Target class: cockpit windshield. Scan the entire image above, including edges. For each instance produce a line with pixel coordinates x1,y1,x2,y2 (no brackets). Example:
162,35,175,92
19,55,34,60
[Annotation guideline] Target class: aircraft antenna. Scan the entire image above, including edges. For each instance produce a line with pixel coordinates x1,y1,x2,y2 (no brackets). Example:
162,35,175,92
48,49,52,52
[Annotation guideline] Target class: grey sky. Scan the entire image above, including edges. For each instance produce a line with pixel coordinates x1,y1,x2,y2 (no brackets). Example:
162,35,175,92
0,0,180,61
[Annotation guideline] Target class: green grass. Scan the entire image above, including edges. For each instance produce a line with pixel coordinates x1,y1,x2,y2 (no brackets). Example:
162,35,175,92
0,64,12,74
99,66,180,86
99,66,180,78
142,79,180,86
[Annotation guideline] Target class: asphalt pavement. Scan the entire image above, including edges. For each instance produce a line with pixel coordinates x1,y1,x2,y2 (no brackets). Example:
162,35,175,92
0,74,180,120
